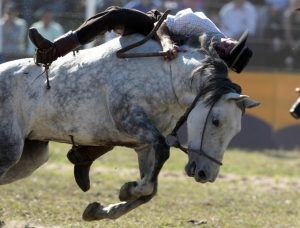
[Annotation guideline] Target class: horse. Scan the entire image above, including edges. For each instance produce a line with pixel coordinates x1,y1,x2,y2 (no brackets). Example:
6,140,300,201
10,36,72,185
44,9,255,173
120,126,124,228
0,34,259,220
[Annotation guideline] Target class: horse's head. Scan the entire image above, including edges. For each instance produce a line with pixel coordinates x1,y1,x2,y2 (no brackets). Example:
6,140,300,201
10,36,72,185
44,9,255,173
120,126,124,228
180,53,259,183
185,92,259,183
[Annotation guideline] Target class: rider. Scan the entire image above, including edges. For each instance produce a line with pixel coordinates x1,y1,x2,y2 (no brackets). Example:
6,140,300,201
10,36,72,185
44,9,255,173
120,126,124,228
28,6,253,192
29,6,252,71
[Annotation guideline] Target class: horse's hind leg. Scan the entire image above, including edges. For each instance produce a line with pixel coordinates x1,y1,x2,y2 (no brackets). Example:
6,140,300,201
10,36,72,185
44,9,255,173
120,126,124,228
0,140,49,184
0,128,24,183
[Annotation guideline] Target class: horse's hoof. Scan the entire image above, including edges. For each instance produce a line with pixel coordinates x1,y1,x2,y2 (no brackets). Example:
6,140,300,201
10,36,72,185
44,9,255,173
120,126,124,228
82,202,104,221
119,181,138,201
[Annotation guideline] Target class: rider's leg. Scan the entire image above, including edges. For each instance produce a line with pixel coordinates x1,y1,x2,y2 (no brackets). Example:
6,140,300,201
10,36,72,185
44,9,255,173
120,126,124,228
28,6,157,65
67,145,113,192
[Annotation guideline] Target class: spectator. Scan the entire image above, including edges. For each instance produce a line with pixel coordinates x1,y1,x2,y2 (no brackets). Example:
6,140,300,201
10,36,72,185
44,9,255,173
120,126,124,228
264,0,289,48
162,0,185,13
162,0,204,12
124,0,161,12
251,0,269,39
181,0,204,11
97,0,125,11
293,0,300,10
265,0,289,12
0,2,27,62
27,5,64,55
218,0,257,39
261,0,289,69
283,0,300,69
264,0,289,38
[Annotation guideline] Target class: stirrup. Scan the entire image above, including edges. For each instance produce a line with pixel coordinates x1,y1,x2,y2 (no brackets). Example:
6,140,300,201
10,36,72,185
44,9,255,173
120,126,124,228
34,58,51,89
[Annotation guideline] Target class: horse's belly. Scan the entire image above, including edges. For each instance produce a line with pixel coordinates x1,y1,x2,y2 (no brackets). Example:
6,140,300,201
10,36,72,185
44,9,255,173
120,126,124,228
28,119,124,146
28,102,125,145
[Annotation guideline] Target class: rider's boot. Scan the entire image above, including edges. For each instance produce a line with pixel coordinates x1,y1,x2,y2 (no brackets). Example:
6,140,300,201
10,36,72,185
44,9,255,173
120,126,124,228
28,28,81,65
67,145,112,192
214,31,253,73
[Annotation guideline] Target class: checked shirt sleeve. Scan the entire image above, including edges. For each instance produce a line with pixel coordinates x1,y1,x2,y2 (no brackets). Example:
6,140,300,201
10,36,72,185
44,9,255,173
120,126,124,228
165,8,225,40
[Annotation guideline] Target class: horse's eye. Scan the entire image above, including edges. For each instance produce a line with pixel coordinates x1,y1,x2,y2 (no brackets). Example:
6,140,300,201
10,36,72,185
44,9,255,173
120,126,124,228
212,118,220,127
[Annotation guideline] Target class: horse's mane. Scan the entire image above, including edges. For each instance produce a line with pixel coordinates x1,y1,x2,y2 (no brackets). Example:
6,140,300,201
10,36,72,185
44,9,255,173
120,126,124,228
189,35,242,106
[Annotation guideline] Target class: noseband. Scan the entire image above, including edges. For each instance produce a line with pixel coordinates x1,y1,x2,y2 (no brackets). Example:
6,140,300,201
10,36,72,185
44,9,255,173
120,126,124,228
167,100,223,166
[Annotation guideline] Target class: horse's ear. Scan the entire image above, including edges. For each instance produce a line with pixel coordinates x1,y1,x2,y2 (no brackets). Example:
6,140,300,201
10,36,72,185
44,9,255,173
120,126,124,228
225,92,260,109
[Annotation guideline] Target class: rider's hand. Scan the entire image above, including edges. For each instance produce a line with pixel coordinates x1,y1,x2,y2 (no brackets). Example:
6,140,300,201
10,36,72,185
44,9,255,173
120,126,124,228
163,43,178,60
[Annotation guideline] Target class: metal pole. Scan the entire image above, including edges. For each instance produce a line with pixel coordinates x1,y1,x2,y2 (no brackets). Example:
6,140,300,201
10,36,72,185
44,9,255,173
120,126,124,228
0,0,3,53
85,0,96,49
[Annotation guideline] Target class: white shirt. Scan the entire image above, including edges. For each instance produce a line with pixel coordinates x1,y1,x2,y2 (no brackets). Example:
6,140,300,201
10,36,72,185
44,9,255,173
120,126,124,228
165,8,225,39
219,1,257,38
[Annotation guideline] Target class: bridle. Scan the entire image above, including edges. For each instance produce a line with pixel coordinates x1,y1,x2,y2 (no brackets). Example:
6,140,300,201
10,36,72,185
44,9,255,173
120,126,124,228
189,101,223,166
167,98,223,166
166,87,242,166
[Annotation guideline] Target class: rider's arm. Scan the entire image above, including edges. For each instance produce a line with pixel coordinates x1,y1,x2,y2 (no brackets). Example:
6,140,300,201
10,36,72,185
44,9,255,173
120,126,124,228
165,8,225,40
155,21,179,60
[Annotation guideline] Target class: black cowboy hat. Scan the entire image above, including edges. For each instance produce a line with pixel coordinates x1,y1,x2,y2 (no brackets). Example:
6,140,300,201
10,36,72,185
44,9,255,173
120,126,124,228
226,31,253,73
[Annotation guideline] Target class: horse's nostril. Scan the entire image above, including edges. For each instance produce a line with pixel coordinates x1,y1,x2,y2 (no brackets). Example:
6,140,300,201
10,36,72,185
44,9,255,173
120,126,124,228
198,170,207,180
190,161,196,176
186,161,196,177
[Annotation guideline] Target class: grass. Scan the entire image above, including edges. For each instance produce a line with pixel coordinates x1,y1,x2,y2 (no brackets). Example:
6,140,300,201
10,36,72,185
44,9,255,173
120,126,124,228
0,143,300,227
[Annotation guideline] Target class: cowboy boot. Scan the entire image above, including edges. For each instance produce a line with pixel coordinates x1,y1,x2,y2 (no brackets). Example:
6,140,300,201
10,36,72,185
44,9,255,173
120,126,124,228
67,145,113,192
215,31,253,73
28,27,81,65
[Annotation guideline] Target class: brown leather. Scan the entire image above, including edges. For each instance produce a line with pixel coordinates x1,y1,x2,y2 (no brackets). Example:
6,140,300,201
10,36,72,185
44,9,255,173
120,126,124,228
28,28,80,65
28,27,53,49
53,31,80,57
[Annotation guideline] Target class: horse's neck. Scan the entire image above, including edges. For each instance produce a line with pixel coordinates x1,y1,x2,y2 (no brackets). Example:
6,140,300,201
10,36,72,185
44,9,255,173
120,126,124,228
170,50,204,104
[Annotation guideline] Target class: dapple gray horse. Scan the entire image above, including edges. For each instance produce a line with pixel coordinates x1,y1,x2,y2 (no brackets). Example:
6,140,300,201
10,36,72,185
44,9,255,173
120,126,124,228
0,34,259,220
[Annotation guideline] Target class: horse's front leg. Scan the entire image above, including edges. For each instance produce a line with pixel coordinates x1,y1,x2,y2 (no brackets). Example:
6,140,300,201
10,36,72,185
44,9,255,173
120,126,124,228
82,105,170,220
119,142,169,201
82,144,169,221
116,106,170,201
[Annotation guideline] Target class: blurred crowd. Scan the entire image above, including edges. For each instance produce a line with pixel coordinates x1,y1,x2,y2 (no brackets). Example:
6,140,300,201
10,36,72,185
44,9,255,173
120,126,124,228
0,0,299,71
